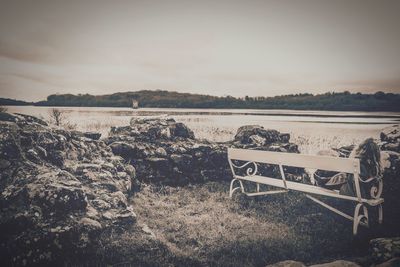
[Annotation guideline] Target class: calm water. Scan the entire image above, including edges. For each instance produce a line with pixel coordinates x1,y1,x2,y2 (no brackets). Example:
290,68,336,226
5,106,399,154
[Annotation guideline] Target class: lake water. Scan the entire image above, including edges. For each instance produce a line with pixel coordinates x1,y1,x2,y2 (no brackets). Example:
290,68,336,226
4,106,399,154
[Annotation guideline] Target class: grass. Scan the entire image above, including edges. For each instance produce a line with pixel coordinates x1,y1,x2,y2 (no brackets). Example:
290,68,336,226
96,181,376,267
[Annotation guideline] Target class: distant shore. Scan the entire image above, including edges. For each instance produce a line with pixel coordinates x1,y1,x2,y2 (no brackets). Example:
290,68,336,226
1,90,400,111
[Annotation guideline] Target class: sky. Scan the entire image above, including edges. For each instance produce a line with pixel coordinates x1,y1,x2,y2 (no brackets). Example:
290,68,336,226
0,0,399,101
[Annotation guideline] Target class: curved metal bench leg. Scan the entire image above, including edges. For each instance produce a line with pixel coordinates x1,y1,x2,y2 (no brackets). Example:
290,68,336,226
229,179,245,197
353,203,369,235
378,204,383,224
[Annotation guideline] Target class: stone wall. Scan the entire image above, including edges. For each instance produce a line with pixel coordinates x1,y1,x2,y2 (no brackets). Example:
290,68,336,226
0,113,136,265
106,117,301,186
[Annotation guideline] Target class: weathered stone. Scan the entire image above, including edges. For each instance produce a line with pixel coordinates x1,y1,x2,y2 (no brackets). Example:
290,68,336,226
266,260,306,267
279,133,290,143
0,112,137,266
170,122,195,139
170,153,193,172
0,158,11,169
47,150,65,167
145,157,170,171
83,132,101,140
109,142,136,158
106,121,299,186
79,217,102,230
370,237,400,263
376,258,400,267
248,134,266,146
0,112,20,122
155,147,168,157
378,125,400,228
309,260,360,267
15,113,49,126
234,125,282,144
381,125,400,143
141,224,156,239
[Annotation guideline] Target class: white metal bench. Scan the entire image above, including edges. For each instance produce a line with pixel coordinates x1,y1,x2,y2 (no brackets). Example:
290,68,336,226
227,148,384,235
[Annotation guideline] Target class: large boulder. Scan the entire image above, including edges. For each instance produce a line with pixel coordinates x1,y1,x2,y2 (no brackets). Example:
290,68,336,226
106,121,300,185
169,122,195,139
266,260,360,267
370,237,400,263
380,125,400,144
378,125,400,233
309,260,360,267
234,125,281,144
83,131,101,140
0,113,137,266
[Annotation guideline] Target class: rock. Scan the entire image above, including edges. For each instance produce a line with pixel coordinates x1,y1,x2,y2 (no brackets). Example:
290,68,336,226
123,117,195,141
234,125,281,144
248,134,266,146
376,258,400,267
14,113,48,126
370,237,400,263
381,125,400,143
107,120,300,186
266,260,306,267
381,141,400,153
308,260,360,267
0,112,137,266
378,125,400,228
47,150,65,167
332,145,355,158
109,142,136,158
0,112,20,122
79,217,102,230
83,132,101,140
170,122,195,139
141,224,156,239
0,158,11,169
155,147,168,157
279,133,290,143
234,125,261,143
145,157,170,171
160,127,171,139
170,153,193,172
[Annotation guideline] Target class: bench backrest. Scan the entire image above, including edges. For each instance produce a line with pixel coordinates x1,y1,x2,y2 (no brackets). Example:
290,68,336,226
228,148,360,174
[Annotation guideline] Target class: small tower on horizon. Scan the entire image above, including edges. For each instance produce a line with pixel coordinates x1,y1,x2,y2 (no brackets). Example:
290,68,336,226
132,99,139,109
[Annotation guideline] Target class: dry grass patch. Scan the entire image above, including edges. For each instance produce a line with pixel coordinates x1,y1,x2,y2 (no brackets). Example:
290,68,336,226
112,181,370,266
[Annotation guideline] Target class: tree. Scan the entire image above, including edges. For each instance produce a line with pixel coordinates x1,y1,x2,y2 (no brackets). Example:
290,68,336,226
49,108,64,126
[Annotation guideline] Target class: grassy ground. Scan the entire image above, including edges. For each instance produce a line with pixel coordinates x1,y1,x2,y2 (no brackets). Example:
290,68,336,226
97,181,380,267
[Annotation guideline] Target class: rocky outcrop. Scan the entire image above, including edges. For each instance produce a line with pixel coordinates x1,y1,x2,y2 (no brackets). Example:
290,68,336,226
380,125,400,175
266,260,360,267
377,125,400,234
370,237,400,263
0,113,136,266
332,125,400,234
106,119,301,185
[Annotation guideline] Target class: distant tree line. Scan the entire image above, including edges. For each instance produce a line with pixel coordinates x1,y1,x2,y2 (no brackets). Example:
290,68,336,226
0,98,33,106
1,90,400,111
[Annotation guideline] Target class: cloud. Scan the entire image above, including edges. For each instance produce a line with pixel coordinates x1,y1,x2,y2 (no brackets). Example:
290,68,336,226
337,79,400,93
0,0,400,101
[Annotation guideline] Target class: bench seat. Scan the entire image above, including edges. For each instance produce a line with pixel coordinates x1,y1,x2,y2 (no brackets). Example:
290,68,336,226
227,148,384,235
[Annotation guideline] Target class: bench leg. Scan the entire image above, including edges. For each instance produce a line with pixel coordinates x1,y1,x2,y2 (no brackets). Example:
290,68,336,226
229,178,244,198
306,195,370,235
353,203,369,235
378,204,383,224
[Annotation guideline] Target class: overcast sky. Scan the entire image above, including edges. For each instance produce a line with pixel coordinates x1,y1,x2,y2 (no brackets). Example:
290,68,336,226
0,0,399,101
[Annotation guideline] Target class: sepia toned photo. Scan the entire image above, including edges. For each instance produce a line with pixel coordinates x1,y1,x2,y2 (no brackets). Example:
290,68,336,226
0,0,399,266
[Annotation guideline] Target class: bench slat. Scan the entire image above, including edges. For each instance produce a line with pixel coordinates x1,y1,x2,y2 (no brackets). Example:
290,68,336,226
228,148,360,173
234,174,380,204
